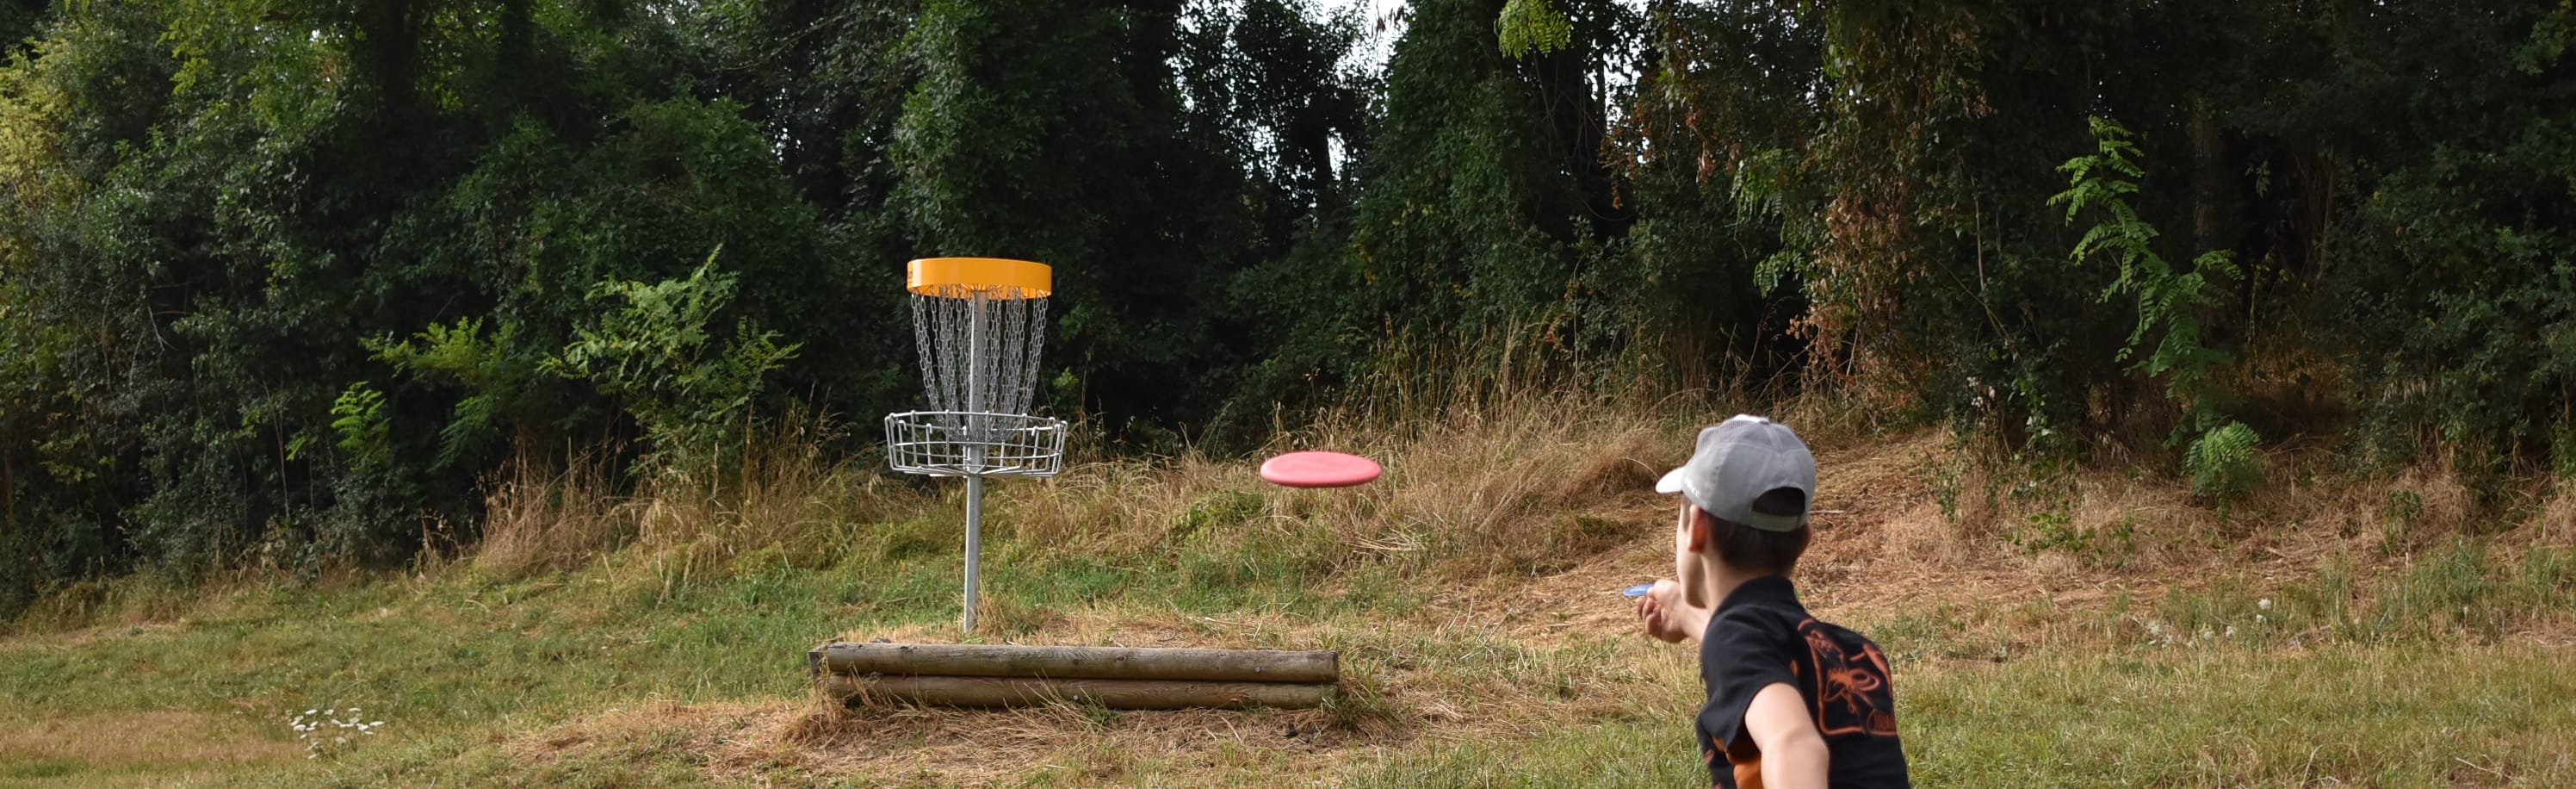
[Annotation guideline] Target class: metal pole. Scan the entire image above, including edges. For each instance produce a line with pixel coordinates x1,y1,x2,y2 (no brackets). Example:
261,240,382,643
963,475,982,633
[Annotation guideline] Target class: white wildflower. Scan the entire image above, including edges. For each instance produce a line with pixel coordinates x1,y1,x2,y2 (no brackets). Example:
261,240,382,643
289,702,388,758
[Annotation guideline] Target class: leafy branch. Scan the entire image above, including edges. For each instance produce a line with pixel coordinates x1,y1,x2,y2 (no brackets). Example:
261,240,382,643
2051,116,2242,412
1496,0,1573,59
546,246,801,472
2053,116,2258,500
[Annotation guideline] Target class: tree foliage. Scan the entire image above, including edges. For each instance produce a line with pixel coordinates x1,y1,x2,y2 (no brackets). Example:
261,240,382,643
3,0,2573,609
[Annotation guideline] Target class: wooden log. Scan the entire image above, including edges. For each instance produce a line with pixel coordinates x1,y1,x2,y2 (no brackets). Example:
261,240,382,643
810,642,1338,684
820,674,1335,710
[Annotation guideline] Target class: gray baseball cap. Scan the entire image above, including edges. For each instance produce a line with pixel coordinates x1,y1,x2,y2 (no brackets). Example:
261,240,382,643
1654,414,1816,532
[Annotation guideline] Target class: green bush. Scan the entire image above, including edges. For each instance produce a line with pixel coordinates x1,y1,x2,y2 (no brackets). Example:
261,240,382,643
548,249,800,472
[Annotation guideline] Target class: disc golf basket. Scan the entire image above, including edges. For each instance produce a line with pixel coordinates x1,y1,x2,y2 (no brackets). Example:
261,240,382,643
884,258,1066,632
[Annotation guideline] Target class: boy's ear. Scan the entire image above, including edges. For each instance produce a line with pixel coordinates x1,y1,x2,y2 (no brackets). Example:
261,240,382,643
1685,506,1713,554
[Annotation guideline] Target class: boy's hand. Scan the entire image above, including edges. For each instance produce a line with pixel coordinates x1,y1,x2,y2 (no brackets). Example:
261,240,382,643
1636,579,1697,643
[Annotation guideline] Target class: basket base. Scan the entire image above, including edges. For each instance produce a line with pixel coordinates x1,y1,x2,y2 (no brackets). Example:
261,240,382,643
883,411,1066,478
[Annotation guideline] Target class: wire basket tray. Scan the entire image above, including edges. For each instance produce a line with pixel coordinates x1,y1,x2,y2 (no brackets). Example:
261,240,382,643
884,411,1067,478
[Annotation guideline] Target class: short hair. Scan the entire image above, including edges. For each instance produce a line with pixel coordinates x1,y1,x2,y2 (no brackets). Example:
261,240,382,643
1703,488,1811,575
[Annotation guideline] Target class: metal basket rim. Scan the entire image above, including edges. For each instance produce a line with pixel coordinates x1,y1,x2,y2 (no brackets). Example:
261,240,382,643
884,409,1066,424
882,411,1066,479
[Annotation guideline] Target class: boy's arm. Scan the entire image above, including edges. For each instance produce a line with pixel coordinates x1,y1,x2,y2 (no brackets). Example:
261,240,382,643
1745,682,1829,789
1637,579,1714,643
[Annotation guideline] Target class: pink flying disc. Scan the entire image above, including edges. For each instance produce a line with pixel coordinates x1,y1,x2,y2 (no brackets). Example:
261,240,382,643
1260,450,1382,488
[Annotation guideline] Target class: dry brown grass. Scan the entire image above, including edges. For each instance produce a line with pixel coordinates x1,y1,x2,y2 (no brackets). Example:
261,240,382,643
1006,454,1248,564
12,383,2573,787
2533,486,2576,548
476,415,929,585
546,608,1693,786
507,697,1384,786
1310,397,1681,577
461,392,2576,786
629,416,918,582
476,451,637,579
1002,390,1692,587
0,709,303,767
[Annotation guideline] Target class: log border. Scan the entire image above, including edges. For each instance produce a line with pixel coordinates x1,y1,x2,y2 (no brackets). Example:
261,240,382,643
809,642,1339,684
820,674,1336,710
808,641,1342,710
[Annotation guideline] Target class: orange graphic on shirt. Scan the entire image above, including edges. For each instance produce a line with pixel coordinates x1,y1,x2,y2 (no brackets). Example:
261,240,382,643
1799,618,1899,738
1719,735,1766,789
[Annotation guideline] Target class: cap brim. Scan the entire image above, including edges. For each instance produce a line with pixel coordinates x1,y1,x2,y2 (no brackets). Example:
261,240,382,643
1654,467,1687,494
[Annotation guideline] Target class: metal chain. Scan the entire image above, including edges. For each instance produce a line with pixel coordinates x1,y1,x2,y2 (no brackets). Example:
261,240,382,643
910,286,1050,436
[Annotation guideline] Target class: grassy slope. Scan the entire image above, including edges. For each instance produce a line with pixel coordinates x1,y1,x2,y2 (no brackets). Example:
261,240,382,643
3,402,2573,786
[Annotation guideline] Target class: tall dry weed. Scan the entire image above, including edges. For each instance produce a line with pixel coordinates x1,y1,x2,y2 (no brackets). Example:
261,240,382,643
633,413,924,584
477,451,638,578
1003,389,1701,583
1006,455,1245,564
2377,457,2474,555
2536,483,2576,547
1300,392,1682,576
464,367,1808,593
479,413,925,583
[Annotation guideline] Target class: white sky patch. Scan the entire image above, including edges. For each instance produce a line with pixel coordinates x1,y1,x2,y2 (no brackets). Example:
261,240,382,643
1327,0,1409,75
1322,0,1649,83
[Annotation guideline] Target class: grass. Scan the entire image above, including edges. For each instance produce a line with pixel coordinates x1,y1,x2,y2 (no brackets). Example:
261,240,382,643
1904,644,2576,786
1347,643,2576,786
3,394,2573,786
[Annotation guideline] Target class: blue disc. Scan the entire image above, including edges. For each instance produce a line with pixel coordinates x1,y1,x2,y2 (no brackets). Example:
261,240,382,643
1622,582,1654,597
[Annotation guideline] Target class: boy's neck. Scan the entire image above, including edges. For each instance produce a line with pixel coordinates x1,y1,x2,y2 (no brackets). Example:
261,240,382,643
1696,555,1780,610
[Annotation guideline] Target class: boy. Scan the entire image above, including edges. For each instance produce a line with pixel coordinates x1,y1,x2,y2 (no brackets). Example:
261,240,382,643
1636,415,1909,788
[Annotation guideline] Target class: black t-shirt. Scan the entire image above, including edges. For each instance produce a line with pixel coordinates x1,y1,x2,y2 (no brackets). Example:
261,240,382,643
1695,575,1910,788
